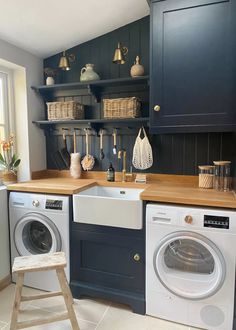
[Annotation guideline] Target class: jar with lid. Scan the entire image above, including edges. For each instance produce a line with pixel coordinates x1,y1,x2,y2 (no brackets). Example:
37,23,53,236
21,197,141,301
198,166,214,189
213,161,231,192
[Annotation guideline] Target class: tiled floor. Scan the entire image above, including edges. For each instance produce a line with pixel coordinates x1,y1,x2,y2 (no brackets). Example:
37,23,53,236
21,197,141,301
0,284,201,330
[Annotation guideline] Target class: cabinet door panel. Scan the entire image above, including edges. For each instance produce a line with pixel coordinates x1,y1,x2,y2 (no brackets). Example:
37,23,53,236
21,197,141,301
71,230,144,293
150,0,235,132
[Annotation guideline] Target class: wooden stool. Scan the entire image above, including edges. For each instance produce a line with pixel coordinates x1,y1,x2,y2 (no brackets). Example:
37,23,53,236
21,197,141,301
10,252,80,330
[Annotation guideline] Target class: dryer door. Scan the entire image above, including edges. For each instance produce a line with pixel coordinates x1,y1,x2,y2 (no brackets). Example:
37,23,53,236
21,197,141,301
14,212,62,256
154,231,226,300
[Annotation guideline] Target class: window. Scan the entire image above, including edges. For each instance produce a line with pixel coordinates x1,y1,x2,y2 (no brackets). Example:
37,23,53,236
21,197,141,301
0,71,10,140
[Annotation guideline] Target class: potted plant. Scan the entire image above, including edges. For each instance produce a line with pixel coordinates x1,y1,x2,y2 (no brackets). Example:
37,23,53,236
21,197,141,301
44,67,57,85
0,134,21,185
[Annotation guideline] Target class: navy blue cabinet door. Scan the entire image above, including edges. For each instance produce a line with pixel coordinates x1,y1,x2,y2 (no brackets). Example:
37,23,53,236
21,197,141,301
150,0,236,133
71,229,144,292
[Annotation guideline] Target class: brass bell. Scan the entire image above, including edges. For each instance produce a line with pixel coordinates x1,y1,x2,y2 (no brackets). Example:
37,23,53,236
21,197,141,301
113,42,128,64
58,51,75,71
58,51,70,71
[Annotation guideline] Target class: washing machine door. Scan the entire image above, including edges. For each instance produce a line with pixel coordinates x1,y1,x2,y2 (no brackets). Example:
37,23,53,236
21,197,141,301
154,231,226,300
14,212,62,256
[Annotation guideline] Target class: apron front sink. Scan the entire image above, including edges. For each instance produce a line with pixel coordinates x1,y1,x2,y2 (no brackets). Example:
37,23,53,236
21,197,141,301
73,186,144,229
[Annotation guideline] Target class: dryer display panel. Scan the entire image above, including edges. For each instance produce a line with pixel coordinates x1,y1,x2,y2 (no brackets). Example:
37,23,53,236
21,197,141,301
204,215,229,229
45,199,63,210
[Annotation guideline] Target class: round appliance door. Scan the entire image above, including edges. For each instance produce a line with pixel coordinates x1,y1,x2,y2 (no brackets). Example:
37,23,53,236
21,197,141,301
14,212,62,256
154,231,226,300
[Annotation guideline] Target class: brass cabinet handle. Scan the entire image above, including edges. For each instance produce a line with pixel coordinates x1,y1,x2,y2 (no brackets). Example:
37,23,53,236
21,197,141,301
133,253,141,262
154,105,161,112
185,215,193,224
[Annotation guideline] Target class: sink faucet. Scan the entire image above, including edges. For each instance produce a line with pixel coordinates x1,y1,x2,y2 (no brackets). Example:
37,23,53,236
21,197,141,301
118,150,127,182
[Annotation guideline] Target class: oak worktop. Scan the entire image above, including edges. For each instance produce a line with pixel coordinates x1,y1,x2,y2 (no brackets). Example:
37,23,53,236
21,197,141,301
7,172,236,209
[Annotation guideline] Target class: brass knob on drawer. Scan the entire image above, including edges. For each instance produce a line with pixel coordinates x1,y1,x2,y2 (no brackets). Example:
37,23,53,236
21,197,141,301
133,253,141,262
185,215,193,224
154,105,161,112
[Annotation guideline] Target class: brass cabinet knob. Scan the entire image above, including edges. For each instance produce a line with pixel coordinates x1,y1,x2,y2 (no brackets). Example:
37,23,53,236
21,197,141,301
185,215,193,224
154,105,161,112
133,253,141,262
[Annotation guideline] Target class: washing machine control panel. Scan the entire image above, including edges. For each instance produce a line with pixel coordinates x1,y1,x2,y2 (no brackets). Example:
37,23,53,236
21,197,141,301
45,199,63,210
204,215,229,229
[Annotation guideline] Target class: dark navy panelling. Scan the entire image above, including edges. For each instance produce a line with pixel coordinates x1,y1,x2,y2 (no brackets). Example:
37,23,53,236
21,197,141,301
44,16,150,82
44,15,235,175
46,129,234,175
150,0,236,133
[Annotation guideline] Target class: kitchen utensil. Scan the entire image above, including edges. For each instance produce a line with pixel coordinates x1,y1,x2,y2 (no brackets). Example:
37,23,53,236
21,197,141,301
132,127,153,170
60,130,70,168
70,130,82,179
57,150,69,169
81,129,95,171
99,129,105,160
112,129,117,155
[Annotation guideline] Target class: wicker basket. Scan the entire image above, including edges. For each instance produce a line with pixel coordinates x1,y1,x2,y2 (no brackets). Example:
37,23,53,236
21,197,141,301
103,97,140,119
46,101,84,121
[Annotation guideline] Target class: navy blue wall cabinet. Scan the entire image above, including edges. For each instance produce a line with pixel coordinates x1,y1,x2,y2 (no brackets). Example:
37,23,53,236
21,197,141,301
70,220,145,315
150,0,236,133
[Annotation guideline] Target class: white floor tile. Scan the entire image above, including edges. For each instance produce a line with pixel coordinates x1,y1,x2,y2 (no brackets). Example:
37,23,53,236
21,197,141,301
0,284,203,330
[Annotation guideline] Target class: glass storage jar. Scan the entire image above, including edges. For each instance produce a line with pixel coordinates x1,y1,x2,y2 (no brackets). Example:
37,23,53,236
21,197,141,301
198,166,215,189
213,161,231,192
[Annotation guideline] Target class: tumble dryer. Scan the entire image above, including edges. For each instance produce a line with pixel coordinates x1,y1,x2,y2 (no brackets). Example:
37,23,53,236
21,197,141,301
146,203,236,330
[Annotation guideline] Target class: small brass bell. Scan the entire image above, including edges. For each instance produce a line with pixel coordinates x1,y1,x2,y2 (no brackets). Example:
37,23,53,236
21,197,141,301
113,42,128,64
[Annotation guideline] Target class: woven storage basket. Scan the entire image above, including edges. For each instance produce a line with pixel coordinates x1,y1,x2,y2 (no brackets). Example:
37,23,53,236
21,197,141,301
46,101,84,121
103,97,140,119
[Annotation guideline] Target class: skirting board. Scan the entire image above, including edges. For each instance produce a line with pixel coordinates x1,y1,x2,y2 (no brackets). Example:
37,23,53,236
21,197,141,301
0,275,11,291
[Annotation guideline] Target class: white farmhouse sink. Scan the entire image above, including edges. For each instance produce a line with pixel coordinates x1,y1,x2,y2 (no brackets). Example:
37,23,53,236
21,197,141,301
73,186,144,229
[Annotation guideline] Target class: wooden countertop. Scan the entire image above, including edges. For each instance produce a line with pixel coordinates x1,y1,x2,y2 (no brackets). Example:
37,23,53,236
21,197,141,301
7,172,236,209
141,181,236,209
7,178,96,195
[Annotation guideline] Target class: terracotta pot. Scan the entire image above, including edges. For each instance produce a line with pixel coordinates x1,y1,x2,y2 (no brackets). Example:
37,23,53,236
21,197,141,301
2,171,17,185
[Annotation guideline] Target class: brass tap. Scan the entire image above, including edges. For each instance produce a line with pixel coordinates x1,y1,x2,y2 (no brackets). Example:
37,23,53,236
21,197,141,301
118,149,127,182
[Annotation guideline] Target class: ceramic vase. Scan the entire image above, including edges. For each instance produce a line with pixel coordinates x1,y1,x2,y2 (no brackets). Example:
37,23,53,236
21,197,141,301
130,56,144,77
46,76,55,85
80,64,100,82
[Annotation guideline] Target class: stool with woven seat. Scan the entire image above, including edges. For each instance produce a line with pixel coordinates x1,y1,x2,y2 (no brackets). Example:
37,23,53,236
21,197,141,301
10,252,80,330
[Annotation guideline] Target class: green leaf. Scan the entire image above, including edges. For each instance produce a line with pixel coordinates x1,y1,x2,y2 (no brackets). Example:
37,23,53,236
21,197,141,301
0,153,5,163
13,159,21,168
9,154,17,167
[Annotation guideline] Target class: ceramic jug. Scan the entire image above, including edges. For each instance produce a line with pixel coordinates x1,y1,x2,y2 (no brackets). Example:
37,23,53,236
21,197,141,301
46,76,55,85
80,64,100,82
130,56,144,77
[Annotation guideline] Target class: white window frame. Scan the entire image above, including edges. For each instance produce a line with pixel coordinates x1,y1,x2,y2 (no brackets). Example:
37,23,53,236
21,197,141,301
0,66,15,140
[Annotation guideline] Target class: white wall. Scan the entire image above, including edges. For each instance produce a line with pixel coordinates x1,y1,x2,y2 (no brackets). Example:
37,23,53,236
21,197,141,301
0,187,9,280
0,38,46,180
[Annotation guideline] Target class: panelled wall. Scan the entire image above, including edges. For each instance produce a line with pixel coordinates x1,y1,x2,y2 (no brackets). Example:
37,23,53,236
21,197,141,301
44,16,235,175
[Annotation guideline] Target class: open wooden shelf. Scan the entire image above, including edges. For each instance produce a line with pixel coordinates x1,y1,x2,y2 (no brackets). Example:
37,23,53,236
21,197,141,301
31,76,149,102
33,117,149,131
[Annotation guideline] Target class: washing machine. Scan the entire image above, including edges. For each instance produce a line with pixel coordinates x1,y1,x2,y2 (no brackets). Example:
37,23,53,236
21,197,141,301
146,203,236,330
9,192,70,292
